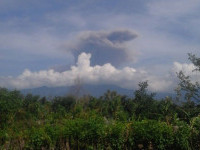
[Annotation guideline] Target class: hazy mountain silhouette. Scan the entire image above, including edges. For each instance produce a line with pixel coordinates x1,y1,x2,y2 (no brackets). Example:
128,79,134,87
21,84,175,99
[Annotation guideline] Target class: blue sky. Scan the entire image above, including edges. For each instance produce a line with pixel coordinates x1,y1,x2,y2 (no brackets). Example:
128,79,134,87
0,0,200,92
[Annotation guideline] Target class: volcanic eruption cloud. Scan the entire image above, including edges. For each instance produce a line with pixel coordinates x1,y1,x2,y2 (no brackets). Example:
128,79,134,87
67,29,138,67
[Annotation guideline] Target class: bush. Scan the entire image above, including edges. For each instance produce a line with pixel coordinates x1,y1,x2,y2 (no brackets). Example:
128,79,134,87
103,121,126,150
26,127,51,149
129,120,174,150
173,120,191,150
62,117,105,149
190,116,200,149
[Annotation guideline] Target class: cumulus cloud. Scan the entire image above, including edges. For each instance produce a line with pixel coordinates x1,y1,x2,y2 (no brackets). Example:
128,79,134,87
66,29,138,66
0,52,173,92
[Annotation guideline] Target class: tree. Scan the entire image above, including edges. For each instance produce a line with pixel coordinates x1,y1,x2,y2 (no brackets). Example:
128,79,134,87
188,53,200,71
52,96,75,113
0,88,22,127
176,53,200,102
134,81,156,119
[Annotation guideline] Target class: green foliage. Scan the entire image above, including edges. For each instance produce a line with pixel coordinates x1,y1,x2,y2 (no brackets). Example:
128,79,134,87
27,127,51,149
0,129,9,147
134,81,158,119
1,80,200,149
104,121,126,150
44,123,61,147
52,95,76,112
130,120,174,150
173,120,191,150
190,115,200,149
61,116,105,149
0,88,23,127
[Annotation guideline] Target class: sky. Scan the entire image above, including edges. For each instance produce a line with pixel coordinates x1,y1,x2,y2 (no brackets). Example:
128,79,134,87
0,0,200,92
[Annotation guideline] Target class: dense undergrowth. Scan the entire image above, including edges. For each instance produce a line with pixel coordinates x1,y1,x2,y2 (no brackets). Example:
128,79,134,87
0,82,200,150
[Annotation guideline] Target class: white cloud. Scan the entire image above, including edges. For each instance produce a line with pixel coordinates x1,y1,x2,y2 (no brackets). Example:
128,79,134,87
173,62,196,74
0,52,174,92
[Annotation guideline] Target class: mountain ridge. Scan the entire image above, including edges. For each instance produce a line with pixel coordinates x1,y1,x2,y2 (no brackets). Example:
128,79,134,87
21,84,175,99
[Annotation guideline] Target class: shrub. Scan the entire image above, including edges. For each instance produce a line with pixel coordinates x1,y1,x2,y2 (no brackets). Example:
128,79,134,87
129,120,174,150
26,127,51,149
173,120,191,150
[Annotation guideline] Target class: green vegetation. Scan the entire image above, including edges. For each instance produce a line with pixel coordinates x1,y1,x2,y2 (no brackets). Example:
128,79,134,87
0,54,200,150
0,87,200,150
